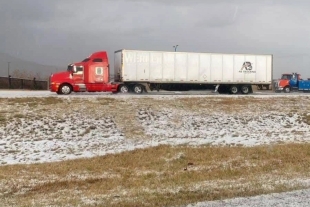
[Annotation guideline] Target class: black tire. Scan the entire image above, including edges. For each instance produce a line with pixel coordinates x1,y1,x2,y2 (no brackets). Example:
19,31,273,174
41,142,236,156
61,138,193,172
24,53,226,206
119,85,129,93
241,85,250,94
133,84,143,94
230,85,239,94
284,86,291,93
58,84,72,95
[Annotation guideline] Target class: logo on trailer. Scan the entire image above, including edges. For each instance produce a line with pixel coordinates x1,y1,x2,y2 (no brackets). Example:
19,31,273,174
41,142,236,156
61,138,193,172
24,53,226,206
239,61,256,73
241,62,252,70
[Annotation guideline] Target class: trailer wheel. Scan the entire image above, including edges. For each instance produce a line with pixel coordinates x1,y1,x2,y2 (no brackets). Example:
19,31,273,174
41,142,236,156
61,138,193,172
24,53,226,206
230,85,239,94
284,86,291,93
241,85,250,94
133,84,143,94
59,84,72,95
119,85,129,93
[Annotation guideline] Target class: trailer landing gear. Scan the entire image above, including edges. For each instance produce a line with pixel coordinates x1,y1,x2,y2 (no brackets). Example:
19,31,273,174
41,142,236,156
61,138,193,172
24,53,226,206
214,84,220,93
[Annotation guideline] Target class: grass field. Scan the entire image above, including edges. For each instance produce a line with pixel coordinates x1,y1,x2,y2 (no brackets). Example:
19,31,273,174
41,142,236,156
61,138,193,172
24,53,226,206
1,95,310,206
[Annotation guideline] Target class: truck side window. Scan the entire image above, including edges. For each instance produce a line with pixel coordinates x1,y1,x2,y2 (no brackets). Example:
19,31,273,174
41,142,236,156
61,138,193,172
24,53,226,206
96,67,103,75
93,58,103,62
76,66,83,72
74,66,83,74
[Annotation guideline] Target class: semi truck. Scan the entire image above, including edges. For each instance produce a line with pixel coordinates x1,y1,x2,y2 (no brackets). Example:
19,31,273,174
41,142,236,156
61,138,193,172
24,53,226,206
274,73,310,92
50,50,273,95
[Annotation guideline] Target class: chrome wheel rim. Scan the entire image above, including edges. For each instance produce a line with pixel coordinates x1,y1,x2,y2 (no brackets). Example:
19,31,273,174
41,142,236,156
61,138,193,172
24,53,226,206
134,86,142,93
231,87,238,94
61,85,71,94
120,86,128,93
242,87,249,94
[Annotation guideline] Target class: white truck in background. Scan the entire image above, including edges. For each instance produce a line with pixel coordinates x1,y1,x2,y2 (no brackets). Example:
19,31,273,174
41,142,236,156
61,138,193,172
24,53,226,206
114,50,273,94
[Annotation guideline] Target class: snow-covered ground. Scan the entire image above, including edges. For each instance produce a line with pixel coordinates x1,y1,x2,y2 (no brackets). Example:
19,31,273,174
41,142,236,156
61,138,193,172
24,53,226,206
1,91,310,165
1,90,310,206
187,188,310,207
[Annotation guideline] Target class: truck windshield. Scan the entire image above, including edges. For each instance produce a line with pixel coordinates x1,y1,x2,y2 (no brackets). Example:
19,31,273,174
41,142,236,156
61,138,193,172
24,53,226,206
67,65,73,72
82,58,90,62
281,75,292,80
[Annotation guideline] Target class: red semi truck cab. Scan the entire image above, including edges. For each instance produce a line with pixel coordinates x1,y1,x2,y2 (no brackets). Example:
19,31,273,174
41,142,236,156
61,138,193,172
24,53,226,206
50,51,119,94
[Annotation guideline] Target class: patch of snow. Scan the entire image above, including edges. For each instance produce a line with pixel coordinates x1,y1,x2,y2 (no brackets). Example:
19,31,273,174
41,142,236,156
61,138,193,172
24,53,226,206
187,188,310,207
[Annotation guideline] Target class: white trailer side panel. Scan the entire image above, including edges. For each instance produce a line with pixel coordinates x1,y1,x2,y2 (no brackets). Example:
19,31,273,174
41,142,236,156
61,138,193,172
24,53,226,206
162,53,174,81
116,50,272,84
187,53,199,82
234,55,246,82
175,53,187,81
222,55,234,82
149,52,162,81
267,56,272,82
122,51,137,81
199,54,211,82
244,55,256,81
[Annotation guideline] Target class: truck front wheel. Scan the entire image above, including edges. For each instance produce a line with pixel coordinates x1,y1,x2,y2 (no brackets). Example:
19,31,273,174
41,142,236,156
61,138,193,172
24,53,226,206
58,84,72,95
284,86,291,93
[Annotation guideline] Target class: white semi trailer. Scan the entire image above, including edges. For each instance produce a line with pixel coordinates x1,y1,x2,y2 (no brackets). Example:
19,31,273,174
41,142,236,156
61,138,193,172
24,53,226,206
114,50,273,94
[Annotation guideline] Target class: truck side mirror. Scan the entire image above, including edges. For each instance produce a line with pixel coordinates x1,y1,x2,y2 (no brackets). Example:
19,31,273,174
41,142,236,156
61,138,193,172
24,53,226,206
72,66,77,73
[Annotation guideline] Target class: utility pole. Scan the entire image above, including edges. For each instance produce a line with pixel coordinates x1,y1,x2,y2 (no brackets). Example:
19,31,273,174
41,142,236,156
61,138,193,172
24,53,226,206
173,45,179,52
7,62,10,77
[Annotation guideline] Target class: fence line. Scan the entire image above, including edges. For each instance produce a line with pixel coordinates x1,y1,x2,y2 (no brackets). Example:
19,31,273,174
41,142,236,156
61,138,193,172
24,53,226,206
0,76,48,90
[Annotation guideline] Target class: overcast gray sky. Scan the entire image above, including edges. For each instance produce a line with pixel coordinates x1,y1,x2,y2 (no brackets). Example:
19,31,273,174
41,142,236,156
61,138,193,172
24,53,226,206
1,0,310,78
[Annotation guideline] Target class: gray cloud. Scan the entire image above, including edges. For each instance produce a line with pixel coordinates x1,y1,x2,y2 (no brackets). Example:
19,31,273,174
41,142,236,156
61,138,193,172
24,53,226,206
0,0,310,78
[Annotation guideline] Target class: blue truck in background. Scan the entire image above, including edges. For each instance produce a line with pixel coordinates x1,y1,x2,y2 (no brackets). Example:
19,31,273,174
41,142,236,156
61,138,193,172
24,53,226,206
274,73,310,93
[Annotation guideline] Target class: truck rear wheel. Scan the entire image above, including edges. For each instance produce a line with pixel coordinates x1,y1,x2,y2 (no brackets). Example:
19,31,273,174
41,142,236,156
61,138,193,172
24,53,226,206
230,85,239,94
241,85,250,94
119,85,129,93
59,84,72,95
133,84,143,94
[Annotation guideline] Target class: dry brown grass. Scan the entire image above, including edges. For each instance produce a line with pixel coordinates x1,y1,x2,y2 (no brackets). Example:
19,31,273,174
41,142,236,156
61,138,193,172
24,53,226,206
1,96,310,206
1,144,310,207
1,95,309,116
